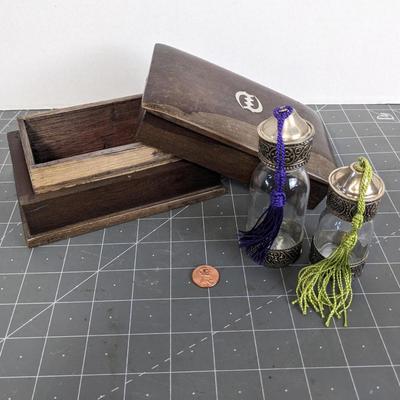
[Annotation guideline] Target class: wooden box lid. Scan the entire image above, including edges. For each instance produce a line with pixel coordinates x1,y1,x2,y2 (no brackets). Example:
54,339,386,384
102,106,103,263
142,44,336,188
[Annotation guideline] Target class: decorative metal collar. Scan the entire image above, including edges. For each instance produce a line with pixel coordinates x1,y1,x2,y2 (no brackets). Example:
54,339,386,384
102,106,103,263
258,135,313,171
326,187,381,223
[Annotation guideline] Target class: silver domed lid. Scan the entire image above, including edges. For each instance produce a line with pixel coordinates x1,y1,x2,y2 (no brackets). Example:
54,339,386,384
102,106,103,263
257,108,314,145
329,161,385,203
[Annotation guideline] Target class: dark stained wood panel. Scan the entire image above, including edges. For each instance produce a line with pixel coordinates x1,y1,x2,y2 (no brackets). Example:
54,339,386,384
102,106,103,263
24,96,142,162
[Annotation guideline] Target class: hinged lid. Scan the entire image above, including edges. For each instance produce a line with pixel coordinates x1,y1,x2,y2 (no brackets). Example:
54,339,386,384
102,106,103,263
141,44,336,184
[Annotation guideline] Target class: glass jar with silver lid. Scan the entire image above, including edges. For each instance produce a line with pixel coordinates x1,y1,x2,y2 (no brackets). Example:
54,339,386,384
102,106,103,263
310,161,385,275
245,108,314,267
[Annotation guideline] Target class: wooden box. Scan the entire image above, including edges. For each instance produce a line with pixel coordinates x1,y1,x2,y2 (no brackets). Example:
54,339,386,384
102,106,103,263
10,95,225,246
9,131,225,247
136,44,337,208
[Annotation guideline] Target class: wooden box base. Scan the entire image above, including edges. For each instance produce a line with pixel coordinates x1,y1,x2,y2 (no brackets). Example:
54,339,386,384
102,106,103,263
9,132,225,247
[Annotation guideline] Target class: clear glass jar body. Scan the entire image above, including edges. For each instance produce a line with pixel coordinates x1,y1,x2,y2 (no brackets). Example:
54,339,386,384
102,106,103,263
246,162,310,266
312,208,373,268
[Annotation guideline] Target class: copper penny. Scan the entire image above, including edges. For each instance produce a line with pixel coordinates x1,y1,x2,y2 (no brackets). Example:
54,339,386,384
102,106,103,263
192,265,220,288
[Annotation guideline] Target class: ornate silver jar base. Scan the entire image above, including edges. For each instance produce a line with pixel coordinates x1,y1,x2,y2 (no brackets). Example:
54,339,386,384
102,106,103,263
259,241,303,268
309,238,366,277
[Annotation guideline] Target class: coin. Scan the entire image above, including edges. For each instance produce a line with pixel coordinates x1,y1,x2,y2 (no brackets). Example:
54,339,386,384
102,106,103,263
192,265,220,288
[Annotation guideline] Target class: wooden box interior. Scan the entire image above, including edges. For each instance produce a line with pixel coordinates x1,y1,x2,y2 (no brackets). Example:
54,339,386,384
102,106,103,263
18,95,168,193
23,96,140,162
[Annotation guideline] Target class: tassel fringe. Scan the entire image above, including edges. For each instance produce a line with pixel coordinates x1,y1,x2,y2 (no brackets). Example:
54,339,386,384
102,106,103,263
293,157,373,326
294,237,354,326
239,192,285,264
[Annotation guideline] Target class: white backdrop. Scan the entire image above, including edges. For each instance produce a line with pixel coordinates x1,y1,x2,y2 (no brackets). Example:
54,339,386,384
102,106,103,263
1,0,399,109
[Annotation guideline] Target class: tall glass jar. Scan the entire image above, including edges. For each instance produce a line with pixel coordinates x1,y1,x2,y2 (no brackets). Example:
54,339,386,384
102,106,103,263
245,108,314,267
310,161,385,275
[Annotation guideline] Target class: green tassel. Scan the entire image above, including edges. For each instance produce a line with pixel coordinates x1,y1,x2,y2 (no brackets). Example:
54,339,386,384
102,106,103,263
293,157,373,327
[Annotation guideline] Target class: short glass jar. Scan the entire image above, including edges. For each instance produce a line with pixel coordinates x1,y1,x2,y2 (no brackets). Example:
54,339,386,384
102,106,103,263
310,161,385,275
245,108,314,267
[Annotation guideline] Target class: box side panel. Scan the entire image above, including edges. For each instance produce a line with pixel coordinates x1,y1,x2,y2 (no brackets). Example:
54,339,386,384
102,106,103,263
29,143,175,194
137,111,258,184
22,186,226,247
24,160,221,234
7,132,34,202
23,96,142,163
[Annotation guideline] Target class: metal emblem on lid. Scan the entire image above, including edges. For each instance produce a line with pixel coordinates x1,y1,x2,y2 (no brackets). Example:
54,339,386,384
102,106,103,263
235,91,263,113
327,161,385,222
257,108,315,170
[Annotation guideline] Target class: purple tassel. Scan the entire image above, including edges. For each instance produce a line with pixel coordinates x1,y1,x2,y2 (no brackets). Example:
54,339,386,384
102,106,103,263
239,105,293,265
